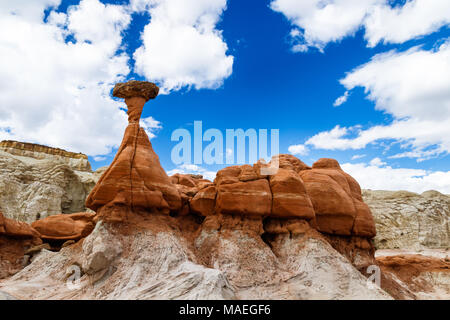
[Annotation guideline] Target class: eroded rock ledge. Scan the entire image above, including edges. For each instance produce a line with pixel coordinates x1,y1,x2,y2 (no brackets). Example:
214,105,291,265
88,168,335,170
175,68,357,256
0,140,91,172
0,140,88,160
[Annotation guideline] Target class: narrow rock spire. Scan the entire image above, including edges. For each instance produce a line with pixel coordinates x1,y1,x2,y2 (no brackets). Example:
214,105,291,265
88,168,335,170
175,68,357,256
85,81,181,221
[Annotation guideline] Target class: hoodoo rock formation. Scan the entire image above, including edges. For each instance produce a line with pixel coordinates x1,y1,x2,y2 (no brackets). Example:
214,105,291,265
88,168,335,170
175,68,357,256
176,155,376,240
85,80,181,221
1,81,447,300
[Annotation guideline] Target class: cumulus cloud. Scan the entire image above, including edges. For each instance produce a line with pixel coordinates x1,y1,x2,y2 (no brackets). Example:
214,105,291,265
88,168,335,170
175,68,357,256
0,0,235,156
131,0,234,93
167,163,217,181
364,0,450,47
270,0,450,52
288,144,309,155
0,0,131,156
304,41,450,161
369,157,386,167
342,162,450,194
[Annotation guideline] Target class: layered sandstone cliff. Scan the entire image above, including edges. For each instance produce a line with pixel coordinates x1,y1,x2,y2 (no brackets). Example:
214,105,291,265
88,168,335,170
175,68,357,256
362,190,450,299
0,144,99,223
364,190,450,250
0,140,91,172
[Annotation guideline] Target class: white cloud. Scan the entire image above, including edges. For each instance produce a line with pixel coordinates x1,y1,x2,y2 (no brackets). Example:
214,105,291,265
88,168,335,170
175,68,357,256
270,0,450,52
140,116,162,139
271,0,381,52
131,0,234,93
93,156,107,162
342,162,450,194
167,163,216,181
351,154,366,160
0,0,131,156
288,144,309,155
305,41,450,161
369,157,386,167
333,91,350,107
364,0,450,47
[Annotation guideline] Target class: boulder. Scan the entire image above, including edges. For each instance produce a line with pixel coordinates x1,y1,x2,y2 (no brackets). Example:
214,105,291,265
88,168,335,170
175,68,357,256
31,212,95,241
0,212,41,239
112,80,159,102
312,158,342,170
238,164,259,182
215,179,272,217
170,173,196,187
352,200,376,237
190,186,217,216
298,158,376,237
274,154,311,172
214,165,241,185
269,168,315,219
299,169,356,235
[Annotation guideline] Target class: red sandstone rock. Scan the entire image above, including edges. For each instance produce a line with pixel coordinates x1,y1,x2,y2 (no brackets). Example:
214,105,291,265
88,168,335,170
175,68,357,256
0,212,41,239
263,218,312,235
312,158,342,170
215,179,272,217
214,165,241,185
252,160,270,179
274,154,311,172
269,168,315,219
31,212,96,241
175,185,198,199
85,81,181,218
299,158,376,237
299,169,356,235
352,200,376,237
112,80,159,102
190,186,217,216
342,172,363,201
196,180,213,190
92,90,375,240
0,212,5,233
170,173,197,187
238,165,259,182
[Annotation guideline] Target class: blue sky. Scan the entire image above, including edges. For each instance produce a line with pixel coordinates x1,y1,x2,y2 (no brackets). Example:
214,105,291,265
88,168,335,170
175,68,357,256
1,0,450,192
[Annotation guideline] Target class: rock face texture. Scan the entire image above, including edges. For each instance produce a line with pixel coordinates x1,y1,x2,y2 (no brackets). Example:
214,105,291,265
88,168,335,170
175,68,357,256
299,158,376,237
174,156,376,239
0,146,99,223
0,214,390,300
85,81,181,221
0,140,91,172
375,250,450,300
0,212,42,279
363,190,450,250
31,212,96,241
